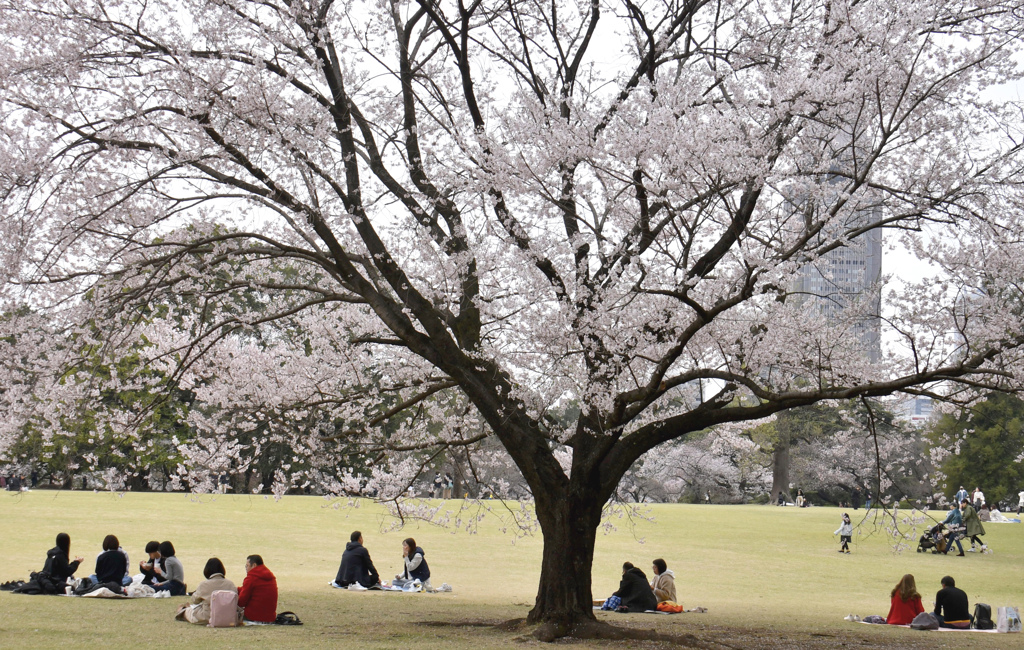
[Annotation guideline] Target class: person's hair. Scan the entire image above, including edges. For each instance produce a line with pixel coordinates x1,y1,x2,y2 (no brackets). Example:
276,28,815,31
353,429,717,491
961,498,969,505
203,557,225,579
55,532,71,555
145,541,160,554
102,534,119,552
941,576,955,588
622,562,634,571
350,530,362,543
652,558,667,574
158,541,176,557
842,512,850,522
891,574,920,601
403,538,418,554
246,554,264,566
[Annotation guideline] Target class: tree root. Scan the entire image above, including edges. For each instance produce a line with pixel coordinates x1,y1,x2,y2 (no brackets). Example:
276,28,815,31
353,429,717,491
530,618,727,648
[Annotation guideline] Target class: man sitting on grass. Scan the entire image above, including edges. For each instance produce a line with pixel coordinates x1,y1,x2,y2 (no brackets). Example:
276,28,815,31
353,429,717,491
332,531,380,589
934,576,972,629
239,554,278,623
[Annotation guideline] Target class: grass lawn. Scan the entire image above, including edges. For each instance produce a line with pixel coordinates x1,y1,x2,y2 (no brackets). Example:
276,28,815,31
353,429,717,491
1,490,1022,648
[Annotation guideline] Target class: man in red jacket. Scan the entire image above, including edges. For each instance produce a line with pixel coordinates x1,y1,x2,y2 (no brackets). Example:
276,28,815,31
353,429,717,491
238,555,278,623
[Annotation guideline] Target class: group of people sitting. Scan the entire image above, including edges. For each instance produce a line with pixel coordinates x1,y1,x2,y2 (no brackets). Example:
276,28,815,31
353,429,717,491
886,574,977,628
600,559,677,613
330,530,431,591
15,533,278,626
175,555,278,626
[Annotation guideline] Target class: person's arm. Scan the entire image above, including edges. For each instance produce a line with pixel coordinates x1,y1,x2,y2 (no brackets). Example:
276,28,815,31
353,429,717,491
237,575,253,607
405,553,423,572
190,581,206,605
913,596,924,616
933,591,944,616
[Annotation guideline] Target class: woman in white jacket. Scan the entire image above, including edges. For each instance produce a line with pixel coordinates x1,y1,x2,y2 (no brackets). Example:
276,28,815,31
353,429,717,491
650,558,676,603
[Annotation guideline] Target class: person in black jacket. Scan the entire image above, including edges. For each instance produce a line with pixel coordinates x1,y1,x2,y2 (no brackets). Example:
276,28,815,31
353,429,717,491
612,562,659,613
94,534,128,585
139,540,162,586
934,575,973,628
333,531,380,588
43,533,83,583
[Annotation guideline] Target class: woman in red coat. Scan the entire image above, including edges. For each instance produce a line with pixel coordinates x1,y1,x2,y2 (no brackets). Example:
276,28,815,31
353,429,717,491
886,574,924,625
238,555,278,623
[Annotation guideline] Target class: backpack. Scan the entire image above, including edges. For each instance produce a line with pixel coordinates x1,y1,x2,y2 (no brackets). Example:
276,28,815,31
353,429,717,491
972,603,994,630
910,612,939,630
207,590,241,628
274,611,303,625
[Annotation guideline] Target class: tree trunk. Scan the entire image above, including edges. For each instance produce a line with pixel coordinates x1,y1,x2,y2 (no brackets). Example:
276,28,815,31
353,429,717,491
771,434,791,503
527,491,603,628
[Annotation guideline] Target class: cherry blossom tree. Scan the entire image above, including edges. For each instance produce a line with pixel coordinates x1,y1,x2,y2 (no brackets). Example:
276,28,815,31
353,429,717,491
3,0,1024,635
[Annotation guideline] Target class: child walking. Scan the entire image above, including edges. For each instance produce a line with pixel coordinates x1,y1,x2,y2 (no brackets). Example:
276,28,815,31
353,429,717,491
834,513,852,554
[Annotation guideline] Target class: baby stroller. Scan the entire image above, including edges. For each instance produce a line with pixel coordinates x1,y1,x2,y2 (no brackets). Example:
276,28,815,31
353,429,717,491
917,523,947,553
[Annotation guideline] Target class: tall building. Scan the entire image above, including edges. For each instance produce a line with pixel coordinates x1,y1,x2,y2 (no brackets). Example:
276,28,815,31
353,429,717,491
791,208,883,362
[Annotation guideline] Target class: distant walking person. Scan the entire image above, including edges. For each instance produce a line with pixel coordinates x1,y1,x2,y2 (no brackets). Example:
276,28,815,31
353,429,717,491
443,472,453,499
851,487,861,510
1018,489,1024,515
972,487,985,510
960,499,988,553
835,513,852,554
432,472,443,498
941,504,964,556
955,486,968,504
865,490,873,510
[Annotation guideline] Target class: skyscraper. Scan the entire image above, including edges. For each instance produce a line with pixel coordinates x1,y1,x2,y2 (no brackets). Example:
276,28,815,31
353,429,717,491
791,208,883,362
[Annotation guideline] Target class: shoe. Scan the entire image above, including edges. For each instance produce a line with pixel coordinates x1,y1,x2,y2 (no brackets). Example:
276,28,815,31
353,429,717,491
838,549,845,553
956,552,965,556
845,550,851,554
329,581,342,589
967,547,977,552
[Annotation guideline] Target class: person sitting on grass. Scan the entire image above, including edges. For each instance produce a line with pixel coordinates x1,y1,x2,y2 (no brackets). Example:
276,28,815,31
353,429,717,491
934,575,972,629
43,532,83,590
238,554,278,623
93,534,128,588
611,562,658,613
139,541,162,586
153,540,186,596
885,574,924,625
333,531,380,589
650,558,676,603
176,558,236,625
399,538,431,591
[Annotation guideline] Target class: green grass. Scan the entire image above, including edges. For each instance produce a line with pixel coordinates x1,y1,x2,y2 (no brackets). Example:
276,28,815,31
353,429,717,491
1,491,1022,648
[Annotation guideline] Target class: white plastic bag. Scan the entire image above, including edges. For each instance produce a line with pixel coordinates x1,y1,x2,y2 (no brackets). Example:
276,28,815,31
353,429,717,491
996,607,1021,633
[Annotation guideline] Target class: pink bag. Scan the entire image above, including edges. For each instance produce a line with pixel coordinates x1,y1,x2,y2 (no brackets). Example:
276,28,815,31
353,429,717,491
207,590,240,628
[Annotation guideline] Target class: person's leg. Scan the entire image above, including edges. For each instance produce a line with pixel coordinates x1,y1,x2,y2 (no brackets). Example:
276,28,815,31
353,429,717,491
952,534,964,555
